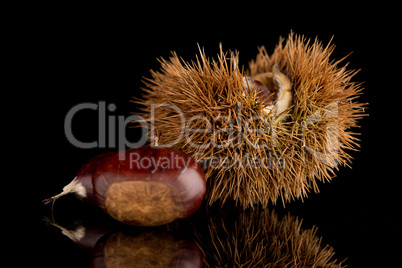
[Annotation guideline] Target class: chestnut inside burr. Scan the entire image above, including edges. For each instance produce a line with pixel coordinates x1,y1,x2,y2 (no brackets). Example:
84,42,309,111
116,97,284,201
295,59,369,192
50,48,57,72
105,181,181,226
249,67,292,119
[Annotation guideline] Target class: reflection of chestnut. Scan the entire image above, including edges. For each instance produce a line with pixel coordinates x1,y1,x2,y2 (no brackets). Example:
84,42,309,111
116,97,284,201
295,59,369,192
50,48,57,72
43,217,115,251
44,146,206,226
91,229,203,268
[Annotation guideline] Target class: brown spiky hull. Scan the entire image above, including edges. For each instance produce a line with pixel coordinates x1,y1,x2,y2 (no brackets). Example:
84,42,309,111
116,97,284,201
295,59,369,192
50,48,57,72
136,33,366,208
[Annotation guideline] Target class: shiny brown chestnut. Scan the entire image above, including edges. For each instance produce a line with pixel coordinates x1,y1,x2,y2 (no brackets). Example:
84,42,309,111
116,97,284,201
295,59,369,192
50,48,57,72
44,146,206,226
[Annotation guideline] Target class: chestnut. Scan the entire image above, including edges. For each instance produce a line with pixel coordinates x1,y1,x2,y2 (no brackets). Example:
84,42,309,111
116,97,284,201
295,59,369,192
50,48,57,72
243,65,292,120
242,75,275,105
44,146,206,226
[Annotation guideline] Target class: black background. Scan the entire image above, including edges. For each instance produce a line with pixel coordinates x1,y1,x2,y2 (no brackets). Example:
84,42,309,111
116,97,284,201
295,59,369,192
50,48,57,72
31,4,398,267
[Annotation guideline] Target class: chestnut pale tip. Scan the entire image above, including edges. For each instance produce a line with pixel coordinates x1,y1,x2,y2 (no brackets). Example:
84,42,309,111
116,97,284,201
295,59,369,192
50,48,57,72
43,177,86,206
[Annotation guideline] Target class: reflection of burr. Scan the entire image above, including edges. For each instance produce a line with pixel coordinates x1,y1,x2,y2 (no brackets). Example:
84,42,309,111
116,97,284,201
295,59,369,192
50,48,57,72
188,205,346,268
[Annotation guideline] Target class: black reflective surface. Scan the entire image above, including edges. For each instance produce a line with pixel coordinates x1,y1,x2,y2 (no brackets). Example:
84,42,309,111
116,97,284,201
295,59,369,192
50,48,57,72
38,196,358,267
35,7,396,268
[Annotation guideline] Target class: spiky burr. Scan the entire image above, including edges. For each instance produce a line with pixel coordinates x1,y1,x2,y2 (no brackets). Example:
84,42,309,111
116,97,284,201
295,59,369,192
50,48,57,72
136,32,366,208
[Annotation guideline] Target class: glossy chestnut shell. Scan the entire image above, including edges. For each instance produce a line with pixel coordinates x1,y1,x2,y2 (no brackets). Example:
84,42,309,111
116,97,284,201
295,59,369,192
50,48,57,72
92,146,206,226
